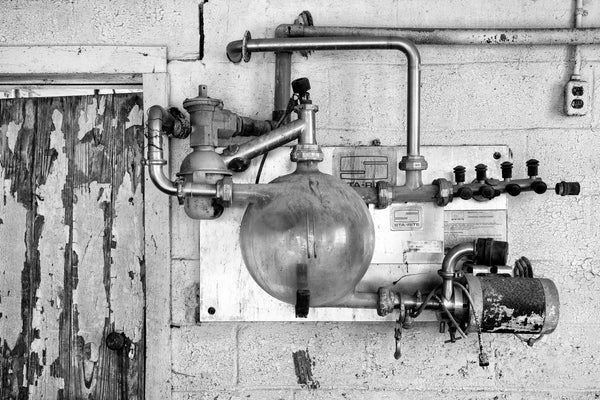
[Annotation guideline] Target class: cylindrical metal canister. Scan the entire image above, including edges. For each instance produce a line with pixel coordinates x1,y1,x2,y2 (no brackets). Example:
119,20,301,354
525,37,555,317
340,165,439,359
465,275,559,334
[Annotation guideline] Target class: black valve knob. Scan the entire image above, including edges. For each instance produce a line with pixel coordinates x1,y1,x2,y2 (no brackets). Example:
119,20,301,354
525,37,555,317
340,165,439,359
500,161,513,180
453,165,466,184
292,77,311,97
457,186,473,200
531,180,547,194
475,164,488,182
526,159,539,177
506,183,521,196
555,181,581,196
479,185,495,200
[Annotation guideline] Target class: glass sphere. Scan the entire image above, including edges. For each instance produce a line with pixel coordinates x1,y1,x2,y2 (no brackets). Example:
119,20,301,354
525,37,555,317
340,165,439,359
240,164,375,306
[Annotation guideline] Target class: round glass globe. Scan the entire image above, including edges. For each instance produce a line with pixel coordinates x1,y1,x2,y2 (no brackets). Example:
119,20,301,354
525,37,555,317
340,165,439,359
239,164,375,306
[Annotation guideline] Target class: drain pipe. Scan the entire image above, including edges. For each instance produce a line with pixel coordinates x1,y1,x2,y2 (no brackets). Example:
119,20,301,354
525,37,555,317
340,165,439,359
227,34,427,190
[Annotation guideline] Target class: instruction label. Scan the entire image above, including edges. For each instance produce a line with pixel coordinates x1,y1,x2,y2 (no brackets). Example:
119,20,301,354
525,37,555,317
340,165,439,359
407,240,444,254
390,205,423,231
444,210,507,247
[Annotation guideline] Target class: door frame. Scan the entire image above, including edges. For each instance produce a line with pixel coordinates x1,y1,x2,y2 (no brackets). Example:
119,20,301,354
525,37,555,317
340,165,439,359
0,45,172,400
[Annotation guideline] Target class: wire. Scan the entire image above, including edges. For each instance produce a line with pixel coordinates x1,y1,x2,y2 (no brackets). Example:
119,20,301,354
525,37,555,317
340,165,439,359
255,96,297,184
453,282,483,349
409,284,441,319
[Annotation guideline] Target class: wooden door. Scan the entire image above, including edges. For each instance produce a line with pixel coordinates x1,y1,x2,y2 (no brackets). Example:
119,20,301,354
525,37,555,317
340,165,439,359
0,93,145,399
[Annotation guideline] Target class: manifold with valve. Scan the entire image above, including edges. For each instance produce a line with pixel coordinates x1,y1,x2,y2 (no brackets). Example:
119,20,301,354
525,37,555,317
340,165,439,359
144,27,579,363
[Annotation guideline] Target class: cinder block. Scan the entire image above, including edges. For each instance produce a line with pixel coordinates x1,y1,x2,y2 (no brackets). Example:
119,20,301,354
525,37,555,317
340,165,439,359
237,322,369,388
172,389,294,400
171,259,200,324
490,323,600,390
171,324,238,390
0,0,199,59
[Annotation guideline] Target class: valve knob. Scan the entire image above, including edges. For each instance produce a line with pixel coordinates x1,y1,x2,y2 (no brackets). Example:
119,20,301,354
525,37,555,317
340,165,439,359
526,159,539,178
479,185,495,200
453,165,466,184
500,161,513,180
292,77,311,98
506,183,521,196
531,180,547,194
475,164,488,182
457,186,473,200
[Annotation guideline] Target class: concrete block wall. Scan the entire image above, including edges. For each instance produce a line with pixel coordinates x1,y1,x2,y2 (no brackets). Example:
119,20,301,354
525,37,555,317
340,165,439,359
4,0,600,398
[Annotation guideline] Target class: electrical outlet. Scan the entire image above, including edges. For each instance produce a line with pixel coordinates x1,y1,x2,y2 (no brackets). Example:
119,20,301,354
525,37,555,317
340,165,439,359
564,78,590,116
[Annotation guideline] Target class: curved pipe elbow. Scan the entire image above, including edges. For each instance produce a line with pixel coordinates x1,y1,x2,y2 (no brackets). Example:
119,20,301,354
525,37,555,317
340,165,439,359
440,242,475,300
149,163,177,195
147,105,178,196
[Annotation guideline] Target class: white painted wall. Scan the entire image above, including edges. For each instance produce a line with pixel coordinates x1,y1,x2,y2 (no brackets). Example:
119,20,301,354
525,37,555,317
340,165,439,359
3,1,600,399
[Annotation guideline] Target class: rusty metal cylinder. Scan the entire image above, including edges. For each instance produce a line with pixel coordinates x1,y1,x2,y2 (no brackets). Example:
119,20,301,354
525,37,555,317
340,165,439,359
465,275,559,335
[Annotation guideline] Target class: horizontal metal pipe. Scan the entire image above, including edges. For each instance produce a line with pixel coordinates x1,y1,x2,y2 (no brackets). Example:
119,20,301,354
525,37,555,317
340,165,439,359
221,119,306,166
227,36,422,159
280,25,600,46
318,292,379,309
353,184,438,204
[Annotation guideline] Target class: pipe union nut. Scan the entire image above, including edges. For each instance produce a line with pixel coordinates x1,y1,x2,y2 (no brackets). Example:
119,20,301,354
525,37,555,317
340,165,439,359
290,144,324,162
432,178,453,207
376,181,393,209
216,176,233,207
399,155,428,171
377,287,399,317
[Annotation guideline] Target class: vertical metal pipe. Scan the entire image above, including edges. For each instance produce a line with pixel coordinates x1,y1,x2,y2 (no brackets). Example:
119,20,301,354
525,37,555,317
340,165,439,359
274,52,292,121
298,106,317,144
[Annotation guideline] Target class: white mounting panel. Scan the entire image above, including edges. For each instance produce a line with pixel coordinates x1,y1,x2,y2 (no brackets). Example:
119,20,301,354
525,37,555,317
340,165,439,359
198,145,509,322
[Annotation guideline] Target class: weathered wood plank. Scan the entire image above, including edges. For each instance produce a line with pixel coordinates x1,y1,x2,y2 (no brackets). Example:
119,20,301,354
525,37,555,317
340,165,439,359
0,46,167,75
0,99,30,398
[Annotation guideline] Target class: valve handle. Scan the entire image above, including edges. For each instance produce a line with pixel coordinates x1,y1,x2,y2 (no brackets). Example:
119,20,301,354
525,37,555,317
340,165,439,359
526,159,539,178
475,164,488,182
500,161,513,179
292,77,311,102
453,165,466,184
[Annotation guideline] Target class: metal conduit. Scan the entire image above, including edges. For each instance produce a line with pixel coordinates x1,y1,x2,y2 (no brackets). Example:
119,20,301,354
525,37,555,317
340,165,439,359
277,25,600,45
227,35,425,189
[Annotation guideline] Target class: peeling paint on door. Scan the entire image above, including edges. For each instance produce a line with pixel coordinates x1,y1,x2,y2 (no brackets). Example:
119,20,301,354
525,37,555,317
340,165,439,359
0,93,145,399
